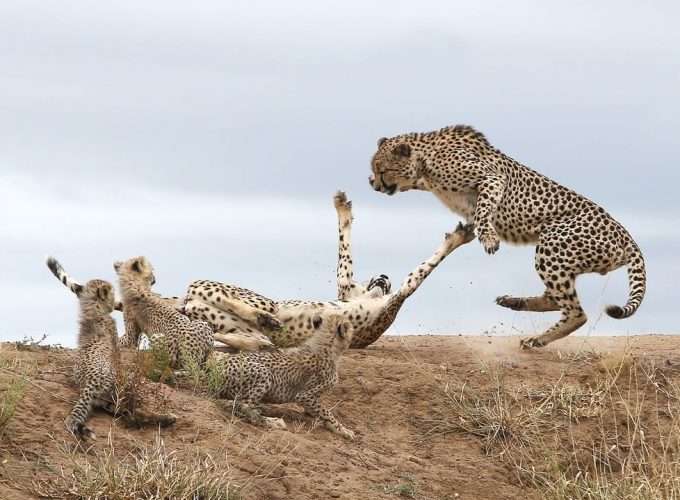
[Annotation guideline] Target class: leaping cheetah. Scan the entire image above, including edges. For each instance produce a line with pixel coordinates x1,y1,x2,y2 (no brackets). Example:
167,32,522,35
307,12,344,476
369,125,646,348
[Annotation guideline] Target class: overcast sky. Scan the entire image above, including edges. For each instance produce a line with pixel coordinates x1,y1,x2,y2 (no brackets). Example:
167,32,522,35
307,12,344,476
1,1,678,347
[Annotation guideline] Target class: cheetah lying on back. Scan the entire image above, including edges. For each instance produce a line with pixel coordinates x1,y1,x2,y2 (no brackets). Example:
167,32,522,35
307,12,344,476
182,192,475,349
46,258,176,439
369,125,646,348
210,314,355,439
114,256,214,369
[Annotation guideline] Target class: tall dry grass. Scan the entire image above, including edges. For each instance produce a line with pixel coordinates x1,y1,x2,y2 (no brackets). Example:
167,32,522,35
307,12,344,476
427,350,680,500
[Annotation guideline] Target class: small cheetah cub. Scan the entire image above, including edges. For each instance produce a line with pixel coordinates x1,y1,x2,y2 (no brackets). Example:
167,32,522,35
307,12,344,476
114,256,214,370
47,257,176,439
211,314,355,440
65,277,119,439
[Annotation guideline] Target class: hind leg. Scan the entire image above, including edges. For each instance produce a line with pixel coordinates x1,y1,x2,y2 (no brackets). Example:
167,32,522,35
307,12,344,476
519,283,587,349
519,223,592,348
497,243,562,312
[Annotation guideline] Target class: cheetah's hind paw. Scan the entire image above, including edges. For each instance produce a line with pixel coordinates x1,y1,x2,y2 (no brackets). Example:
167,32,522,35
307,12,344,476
333,191,351,211
496,295,525,311
519,337,545,350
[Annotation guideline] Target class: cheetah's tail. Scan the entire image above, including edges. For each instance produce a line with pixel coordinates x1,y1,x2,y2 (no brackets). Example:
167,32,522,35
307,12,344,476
605,242,646,319
46,256,84,296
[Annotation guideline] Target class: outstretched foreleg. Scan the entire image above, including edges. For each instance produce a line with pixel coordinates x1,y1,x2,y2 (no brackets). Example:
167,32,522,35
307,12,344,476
395,222,475,301
474,175,506,254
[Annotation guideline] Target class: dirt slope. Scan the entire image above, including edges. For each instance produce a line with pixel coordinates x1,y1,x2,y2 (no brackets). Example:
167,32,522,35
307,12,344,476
1,334,679,500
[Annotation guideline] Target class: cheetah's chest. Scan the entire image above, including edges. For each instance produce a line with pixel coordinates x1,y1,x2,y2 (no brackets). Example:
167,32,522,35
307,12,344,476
432,188,477,222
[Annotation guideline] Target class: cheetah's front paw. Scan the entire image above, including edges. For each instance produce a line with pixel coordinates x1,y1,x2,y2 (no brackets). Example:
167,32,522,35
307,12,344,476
338,426,355,441
446,222,476,245
478,230,500,255
256,312,282,332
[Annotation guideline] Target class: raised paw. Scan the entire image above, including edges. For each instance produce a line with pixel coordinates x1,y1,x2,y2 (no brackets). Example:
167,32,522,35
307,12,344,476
454,222,476,243
520,337,545,350
478,230,500,255
496,295,525,311
256,312,282,332
264,417,287,430
334,191,352,211
444,222,476,247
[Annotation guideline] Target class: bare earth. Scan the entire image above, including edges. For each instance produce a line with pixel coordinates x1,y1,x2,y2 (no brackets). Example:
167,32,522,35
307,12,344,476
1,334,679,500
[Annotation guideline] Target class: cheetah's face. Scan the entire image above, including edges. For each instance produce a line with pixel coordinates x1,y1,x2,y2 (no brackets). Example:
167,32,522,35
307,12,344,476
369,138,422,195
113,256,156,287
81,279,116,314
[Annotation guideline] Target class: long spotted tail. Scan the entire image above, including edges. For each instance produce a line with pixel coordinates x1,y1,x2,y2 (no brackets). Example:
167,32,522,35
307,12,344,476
46,256,84,296
606,241,646,319
46,256,123,310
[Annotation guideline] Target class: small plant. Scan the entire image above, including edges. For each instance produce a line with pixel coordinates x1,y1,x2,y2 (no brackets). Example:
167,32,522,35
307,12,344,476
383,474,417,498
204,354,227,397
142,341,175,385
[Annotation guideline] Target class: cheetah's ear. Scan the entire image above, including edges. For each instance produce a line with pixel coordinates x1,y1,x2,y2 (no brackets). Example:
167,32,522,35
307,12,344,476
96,285,109,302
336,322,348,340
377,137,387,147
73,283,84,297
113,261,122,273
131,258,144,273
392,143,411,158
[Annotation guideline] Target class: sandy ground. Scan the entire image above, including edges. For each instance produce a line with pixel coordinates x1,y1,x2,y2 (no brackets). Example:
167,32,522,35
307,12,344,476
1,334,679,500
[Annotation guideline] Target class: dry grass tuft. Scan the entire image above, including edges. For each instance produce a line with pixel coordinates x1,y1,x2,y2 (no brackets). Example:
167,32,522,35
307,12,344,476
34,433,240,499
423,364,555,456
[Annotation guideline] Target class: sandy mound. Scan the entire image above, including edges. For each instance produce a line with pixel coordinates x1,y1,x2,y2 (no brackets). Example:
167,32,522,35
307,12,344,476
1,334,679,499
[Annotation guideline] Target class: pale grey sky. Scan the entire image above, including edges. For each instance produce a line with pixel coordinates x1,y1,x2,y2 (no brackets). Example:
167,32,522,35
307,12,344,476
1,1,678,346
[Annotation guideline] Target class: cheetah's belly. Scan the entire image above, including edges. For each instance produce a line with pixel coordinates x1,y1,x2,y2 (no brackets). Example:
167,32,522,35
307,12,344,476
433,189,477,222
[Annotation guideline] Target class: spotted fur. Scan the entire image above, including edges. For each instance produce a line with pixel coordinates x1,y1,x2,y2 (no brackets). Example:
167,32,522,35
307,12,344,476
369,125,646,348
182,192,475,349
114,256,214,369
211,314,355,439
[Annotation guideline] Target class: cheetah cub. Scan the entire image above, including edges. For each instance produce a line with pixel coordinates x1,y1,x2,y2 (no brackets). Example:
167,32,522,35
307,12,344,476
65,276,118,439
114,256,214,370
210,314,355,440
47,257,176,439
